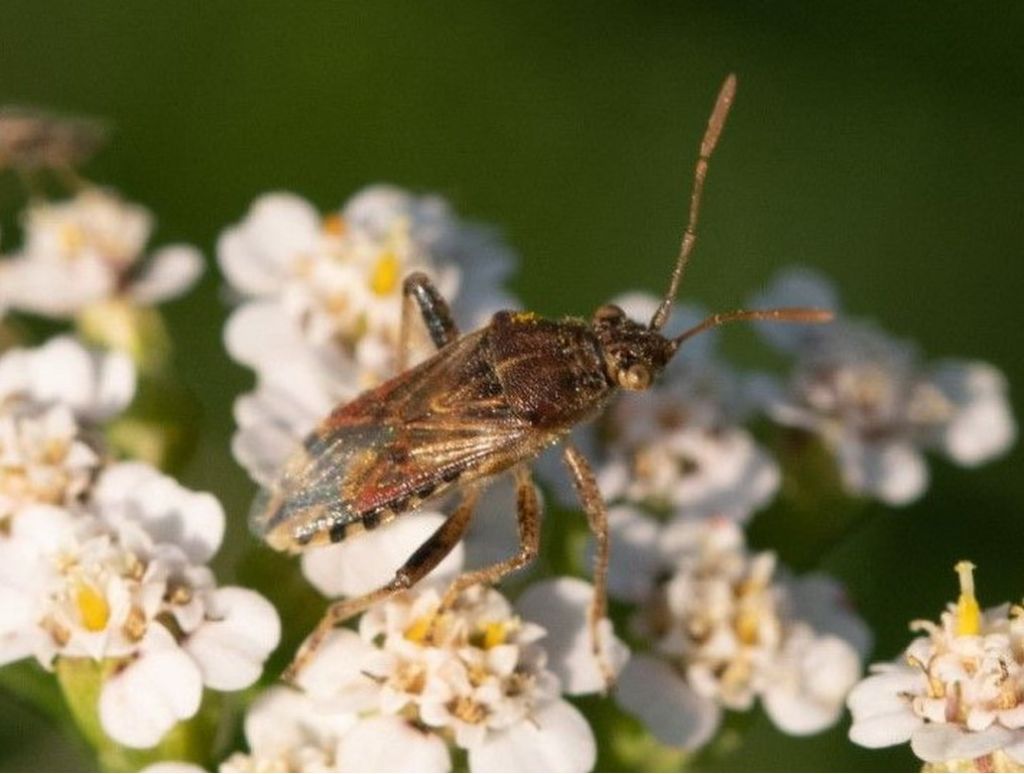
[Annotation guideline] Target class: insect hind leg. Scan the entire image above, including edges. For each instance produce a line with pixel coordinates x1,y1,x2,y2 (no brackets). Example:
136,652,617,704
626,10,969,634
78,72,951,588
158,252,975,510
282,487,480,683
438,465,540,611
563,442,616,690
397,271,460,372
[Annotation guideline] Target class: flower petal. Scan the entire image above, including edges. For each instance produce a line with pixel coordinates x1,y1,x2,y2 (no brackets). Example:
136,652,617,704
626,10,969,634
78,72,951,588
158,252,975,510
468,700,595,773
910,723,1015,763
99,642,203,747
130,245,204,304
184,587,280,691
516,577,629,695
301,511,463,598
336,715,451,773
615,654,720,750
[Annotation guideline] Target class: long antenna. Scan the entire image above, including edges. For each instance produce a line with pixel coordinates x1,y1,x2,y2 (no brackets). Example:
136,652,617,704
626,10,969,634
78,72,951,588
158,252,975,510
668,307,833,352
649,74,737,332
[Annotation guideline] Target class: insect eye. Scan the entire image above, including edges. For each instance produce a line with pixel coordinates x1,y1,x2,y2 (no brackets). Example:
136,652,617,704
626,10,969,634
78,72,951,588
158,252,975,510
619,363,651,390
594,304,625,324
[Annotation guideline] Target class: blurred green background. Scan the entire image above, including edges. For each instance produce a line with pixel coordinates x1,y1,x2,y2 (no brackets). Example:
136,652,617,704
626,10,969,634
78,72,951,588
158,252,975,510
2,2,1022,770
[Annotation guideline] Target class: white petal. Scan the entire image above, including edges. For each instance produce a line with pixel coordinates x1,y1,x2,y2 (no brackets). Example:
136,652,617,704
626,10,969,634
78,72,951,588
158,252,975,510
469,700,595,773
336,716,451,773
141,762,206,773
763,635,861,735
928,360,1016,465
748,266,839,352
516,577,629,695
837,436,928,506
130,245,204,304
217,192,320,295
910,723,1015,763
602,506,661,603
786,573,873,657
99,643,203,747
615,654,721,750
301,511,463,598
0,256,112,317
293,629,380,712
184,587,280,691
94,462,225,563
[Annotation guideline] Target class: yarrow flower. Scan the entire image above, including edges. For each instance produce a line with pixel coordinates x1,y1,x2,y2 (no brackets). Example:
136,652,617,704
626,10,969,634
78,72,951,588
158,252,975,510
0,336,134,521
0,187,203,319
0,337,279,750
750,267,1016,505
608,511,869,749
247,576,626,773
849,561,1024,771
218,185,517,487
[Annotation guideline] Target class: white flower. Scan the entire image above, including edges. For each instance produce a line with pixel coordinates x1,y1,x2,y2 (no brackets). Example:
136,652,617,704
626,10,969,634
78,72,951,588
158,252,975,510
0,188,203,318
751,267,1016,505
220,686,356,772
0,462,280,748
539,293,779,522
608,509,868,746
291,582,605,772
0,337,135,522
0,335,135,422
849,561,1024,770
219,185,517,486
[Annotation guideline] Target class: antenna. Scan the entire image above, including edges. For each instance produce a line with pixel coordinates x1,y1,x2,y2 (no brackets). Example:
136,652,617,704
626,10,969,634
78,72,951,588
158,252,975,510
649,74,737,332
668,307,833,353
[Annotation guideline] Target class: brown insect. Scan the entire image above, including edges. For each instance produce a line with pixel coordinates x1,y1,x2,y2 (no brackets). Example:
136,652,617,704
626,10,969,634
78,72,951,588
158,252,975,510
251,74,832,683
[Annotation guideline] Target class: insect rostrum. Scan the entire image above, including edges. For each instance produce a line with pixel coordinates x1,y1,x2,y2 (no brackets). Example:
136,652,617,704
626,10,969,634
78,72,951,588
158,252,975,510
250,74,832,683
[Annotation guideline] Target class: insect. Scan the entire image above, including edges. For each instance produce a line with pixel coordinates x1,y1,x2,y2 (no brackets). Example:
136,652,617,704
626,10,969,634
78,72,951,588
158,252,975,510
252,73,832,683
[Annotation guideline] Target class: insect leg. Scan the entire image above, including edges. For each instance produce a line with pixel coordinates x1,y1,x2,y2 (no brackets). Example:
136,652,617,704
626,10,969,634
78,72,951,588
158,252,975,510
439,465,540,610
563,442,616,689
282,487,481,683
397,271,460,372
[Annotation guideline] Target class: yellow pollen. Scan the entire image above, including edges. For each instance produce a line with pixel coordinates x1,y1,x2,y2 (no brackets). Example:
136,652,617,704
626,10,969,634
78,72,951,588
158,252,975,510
735,609,760,645
75,582,110,632
369,251,401,296
322,214,346,236
955,560,981,636
481,621,507,650
404,615,433,644
59,224,86,256
511,311,539,324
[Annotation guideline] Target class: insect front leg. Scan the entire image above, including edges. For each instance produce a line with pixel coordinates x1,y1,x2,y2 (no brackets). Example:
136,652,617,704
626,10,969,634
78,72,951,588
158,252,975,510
282,487,481,683
438,465,541,611
397,271,460,372
563,442,616,689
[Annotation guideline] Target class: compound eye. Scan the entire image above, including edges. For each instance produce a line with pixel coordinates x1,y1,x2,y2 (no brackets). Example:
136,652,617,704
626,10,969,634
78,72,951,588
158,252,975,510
619,363,651,390
594,304,625,324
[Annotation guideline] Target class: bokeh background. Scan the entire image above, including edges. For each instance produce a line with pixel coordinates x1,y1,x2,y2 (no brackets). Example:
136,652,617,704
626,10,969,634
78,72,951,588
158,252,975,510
1,2,1022,770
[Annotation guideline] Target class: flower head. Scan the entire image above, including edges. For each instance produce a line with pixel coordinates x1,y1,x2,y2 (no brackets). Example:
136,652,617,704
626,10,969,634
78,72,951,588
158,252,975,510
609,510,868,747
751,267,1016,505
286,580,618,772
849,561,1024,770
0,188,203,318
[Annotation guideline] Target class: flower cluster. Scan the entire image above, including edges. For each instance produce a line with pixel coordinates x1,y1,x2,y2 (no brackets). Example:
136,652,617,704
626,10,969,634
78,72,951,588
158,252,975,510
222,577,625,773
749,267,1016,505
0,188,203,320
849,561,1024,771
608,512,869,747
0,338,279,749
219,186,517,488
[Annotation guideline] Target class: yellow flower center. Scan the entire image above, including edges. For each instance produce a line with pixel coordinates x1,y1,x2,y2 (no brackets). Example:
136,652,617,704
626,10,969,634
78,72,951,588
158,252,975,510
481,621,508,650
369,251,401,296
322,214,346,237
404,614,433,644
58,224,86,257
955,560,981,636
75,582,110,632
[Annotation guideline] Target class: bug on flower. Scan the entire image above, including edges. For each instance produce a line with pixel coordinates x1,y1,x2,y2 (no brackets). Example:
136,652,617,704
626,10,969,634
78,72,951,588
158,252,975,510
251,74,832,682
